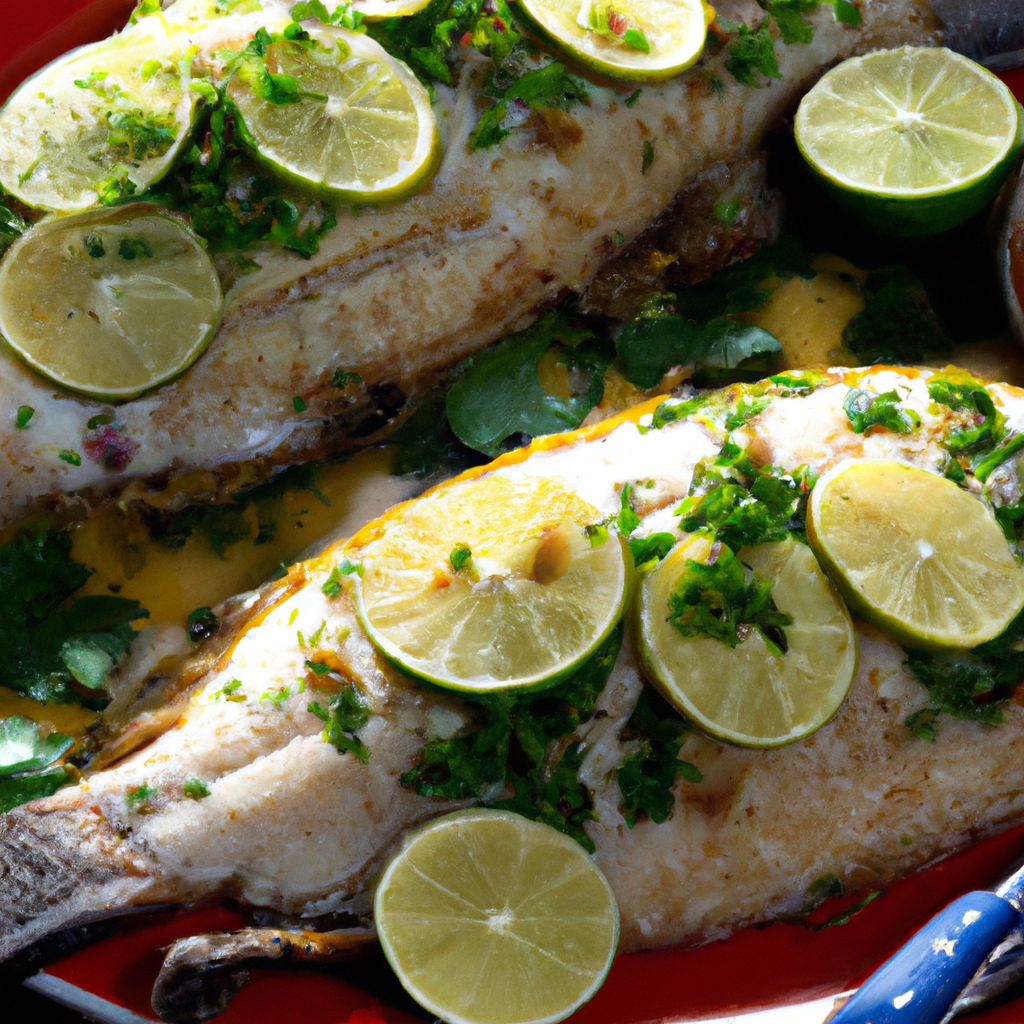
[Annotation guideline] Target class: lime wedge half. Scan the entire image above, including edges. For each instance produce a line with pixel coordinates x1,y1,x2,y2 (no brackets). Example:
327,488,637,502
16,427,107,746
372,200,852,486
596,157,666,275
227,26,439,202
795,46,1023,237
375,809,619,1024
346,473,629,693
517,0,712,82
0,28,202,213
808,460,1024,649
639,535,857,747
0,203,223,402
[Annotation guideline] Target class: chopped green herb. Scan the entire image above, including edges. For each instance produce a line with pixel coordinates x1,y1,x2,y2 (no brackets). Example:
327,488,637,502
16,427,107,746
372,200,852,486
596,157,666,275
612,230,625,245
126,782,158,809
85,234,106,258
322,559,363,598
293,395,308,412
617,484,641,537
449,544,473,572
0,194,25,259
330,368,362,388
87,414,111,430
402,623,623,849
802,872,844,913
290,0,365,29
0,767,70,814
58,449,82,466
724,395,772,430
305,660,332,675
928,373,1003,454
666,540,792,655
260,684,292,707
714,197,740,223
617,690,701,826
976,433,1024,483
641,140,655,175
585,523,610,548
629,532,676,571
183,776,210,799
718,18,781,87
623,27,650,52
624,88,642,107
107,108,178,160
308,683,370,761
843,388,920,435
650,396,708,430
211,678,246,702
815,889,885,930
16,406,33,429
469,60,586,150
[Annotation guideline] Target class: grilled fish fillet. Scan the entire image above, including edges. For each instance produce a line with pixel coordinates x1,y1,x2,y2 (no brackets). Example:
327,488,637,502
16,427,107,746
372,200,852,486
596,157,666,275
3,364,1024,967
0,0,943,526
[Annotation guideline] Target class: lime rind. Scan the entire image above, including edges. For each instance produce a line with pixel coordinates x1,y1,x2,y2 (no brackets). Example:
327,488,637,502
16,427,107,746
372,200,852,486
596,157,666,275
0,203,223,402
352,530,630,693
795,47,1023,237
0,27,204,213
517,0,710,83
226,26,440,203
638,536,857,747
375,809,620,1024
351,0,435,19
807,459,1024,650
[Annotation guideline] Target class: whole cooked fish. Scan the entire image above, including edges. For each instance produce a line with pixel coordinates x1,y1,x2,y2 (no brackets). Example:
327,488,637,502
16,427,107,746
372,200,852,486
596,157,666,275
4,366,1024,1018
0,0,950,526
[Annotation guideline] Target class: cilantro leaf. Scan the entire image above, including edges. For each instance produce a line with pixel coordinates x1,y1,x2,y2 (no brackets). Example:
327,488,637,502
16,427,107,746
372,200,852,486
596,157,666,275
718,18,781,87
843,388,920,435
0,767,69,814
446,311,609,456
629,532,676,570
928,373,1003,454
841,267,949,365
666,541,792,654
615,316,781,389
0,716,73,776
309,683,371,761
617,690,701,826
402,623,623,849
106,108,179,160
0,532,149,706
470,60,586,150
389,393,485,479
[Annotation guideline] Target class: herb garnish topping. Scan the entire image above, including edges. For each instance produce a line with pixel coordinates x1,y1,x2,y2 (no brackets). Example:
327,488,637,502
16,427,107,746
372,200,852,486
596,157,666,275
309,683,371,761
843,388,920,435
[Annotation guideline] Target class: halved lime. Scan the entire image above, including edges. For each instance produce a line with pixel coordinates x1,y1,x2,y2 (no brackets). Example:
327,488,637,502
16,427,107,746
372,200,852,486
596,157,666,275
639,535,856,747
808,460,1024,649
0,28,202,213
346,473,630,692
517,0,712,82
0,203,223,402
795,47,1023,237
226,26,439,202
374,809,619,1024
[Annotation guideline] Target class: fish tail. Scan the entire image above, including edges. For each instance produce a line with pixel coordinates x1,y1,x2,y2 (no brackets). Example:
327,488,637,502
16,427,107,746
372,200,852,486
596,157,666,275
0,796,162,962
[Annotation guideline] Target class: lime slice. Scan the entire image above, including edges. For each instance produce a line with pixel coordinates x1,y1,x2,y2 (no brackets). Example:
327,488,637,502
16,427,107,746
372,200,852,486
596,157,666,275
795,46,1023,238
516,0,712,83
226,26,439,202
374,809,619,1024
0,203,223,402
351,0,434,18
638,535,856,747
807,460,1024,649
0,28,202,213
347,473,630,692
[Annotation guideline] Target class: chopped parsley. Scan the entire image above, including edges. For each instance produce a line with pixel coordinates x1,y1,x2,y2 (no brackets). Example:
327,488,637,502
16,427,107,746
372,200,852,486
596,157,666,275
469,58,587,151
843,388,920,435
183,776,210,799
308,683,370,761
293,396,308,412
290,0,365,29
331,368,362,388
628,532,676,571
58,449,82,466
107,108,179,161
624,88,641,107
126,782,159,809
929,372,1003,455
449,544,473,572
617,690,701,826
401,623,623,850
322,559,363,599
903,611,1024,741
718,18,780,87
211,678,246,702
15,406,33,429
641,140,654,175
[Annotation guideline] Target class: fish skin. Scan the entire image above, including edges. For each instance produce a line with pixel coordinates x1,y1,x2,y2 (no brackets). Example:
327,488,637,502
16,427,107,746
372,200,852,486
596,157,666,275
3,365,1024,969
0,0,941,526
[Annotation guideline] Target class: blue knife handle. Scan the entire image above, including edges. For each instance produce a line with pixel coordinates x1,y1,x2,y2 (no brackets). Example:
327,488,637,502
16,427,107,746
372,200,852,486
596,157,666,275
830,891,1022,1024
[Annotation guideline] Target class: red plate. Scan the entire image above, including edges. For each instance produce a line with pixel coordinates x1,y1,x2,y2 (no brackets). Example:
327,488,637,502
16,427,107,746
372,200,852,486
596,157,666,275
4,5,1024,1023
